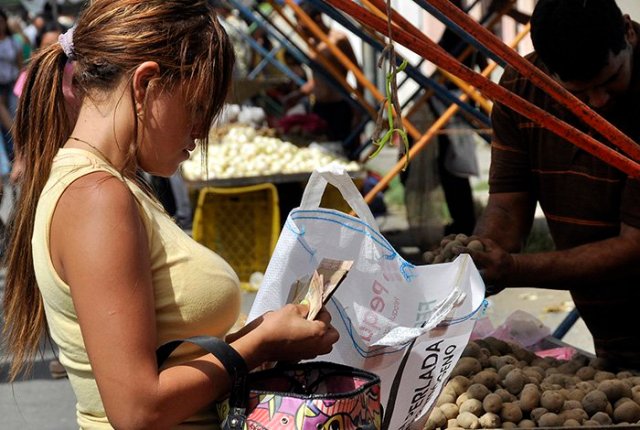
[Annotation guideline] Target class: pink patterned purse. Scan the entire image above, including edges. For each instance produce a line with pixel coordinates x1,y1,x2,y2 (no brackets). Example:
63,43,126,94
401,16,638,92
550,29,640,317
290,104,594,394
218,361,382,430
157,337,382,430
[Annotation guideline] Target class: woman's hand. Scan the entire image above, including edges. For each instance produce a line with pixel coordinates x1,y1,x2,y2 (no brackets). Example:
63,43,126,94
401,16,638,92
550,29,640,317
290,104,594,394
228,304,339,368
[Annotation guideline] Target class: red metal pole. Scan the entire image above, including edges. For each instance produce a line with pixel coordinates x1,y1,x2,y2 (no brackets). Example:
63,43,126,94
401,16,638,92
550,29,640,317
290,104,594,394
425,0,640,163
324,0,640,178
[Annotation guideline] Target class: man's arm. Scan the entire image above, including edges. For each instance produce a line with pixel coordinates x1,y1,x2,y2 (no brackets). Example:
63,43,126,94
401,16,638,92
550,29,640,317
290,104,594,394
469,222,640,290
474,191,536,252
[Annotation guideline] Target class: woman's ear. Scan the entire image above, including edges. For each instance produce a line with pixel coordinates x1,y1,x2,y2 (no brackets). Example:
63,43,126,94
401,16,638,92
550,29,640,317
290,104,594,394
132,61,160,115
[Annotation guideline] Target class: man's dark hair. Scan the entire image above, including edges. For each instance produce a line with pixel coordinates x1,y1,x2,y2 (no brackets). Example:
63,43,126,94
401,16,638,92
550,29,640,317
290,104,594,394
531,0,627,82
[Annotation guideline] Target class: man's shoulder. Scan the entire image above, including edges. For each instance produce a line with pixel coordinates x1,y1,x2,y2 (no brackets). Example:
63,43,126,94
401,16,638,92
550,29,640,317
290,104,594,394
499,52,544,88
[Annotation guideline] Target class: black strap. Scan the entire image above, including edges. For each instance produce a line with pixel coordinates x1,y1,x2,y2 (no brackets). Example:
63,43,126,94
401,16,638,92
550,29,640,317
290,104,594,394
156,335,249,428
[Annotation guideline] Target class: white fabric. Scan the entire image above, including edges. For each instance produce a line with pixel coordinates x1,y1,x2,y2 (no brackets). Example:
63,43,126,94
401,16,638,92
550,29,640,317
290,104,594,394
249,166,486,429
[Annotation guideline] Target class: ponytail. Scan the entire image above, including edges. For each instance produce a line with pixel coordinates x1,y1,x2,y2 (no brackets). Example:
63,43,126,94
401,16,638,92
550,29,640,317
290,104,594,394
2,43,72,381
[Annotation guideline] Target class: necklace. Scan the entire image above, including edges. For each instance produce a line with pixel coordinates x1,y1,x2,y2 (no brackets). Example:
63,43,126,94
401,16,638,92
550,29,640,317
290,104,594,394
68,136,115,166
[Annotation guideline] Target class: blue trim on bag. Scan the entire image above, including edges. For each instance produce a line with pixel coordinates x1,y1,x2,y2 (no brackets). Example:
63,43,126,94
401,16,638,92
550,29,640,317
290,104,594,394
434,299,489,327
331,296,488,359
286,209,417,281
289,216,396,258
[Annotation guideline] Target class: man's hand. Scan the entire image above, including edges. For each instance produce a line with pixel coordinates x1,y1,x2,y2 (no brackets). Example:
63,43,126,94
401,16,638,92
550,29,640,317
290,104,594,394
452,237,515,295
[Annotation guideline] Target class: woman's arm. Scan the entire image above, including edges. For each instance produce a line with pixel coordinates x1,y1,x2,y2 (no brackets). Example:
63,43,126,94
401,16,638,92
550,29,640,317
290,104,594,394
51,172,337,429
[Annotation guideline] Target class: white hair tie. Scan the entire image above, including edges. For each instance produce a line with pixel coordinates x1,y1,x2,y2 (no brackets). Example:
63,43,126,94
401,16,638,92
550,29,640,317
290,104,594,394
58,25,77,60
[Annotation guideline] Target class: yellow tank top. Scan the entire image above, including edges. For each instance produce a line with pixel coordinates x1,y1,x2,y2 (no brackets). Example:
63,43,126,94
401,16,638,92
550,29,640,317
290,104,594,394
32,148,241,429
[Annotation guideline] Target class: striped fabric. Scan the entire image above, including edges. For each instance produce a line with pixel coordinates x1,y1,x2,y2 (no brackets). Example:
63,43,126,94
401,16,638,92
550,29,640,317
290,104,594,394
490,52,640,369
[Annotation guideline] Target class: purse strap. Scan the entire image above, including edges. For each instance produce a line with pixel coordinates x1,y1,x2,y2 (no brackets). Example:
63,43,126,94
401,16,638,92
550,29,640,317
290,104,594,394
156,336,249,429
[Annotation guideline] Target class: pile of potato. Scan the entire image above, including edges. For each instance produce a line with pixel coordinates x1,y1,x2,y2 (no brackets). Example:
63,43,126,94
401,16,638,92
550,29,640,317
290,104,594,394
423,234,485,264
425,337,640,429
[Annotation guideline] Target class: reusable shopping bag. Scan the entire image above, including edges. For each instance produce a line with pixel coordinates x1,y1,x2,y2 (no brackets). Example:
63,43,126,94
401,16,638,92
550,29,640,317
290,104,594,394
248,166,486,429
157,336,383,430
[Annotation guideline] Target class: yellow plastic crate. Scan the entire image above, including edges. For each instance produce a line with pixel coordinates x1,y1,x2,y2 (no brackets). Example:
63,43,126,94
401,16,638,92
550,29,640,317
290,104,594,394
192,184,280,291
319,178,365,214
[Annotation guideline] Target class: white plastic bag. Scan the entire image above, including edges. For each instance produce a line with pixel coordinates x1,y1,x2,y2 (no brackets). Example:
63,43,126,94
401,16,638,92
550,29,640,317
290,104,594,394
248,166,486,429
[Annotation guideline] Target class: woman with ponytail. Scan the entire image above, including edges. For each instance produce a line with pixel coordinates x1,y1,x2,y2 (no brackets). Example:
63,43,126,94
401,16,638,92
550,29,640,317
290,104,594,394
1,1,339,428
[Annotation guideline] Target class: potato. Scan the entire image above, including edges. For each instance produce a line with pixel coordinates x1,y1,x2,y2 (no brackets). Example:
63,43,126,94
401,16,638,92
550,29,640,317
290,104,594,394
440,402,459,420
519,383,540,413
423,251,436,264
563,418,581,427
522,369,543,385
452,358,482,378
484,337,512,356
448,418,460,428
442,239,462,260
557,361,581,375
518,419,536,428
613,400,640,423
582,389,609,416
456,392,471,407
491,355,518,371
482,393,503,414
530,407,548,423
545,367,560,377
501,423,517,429
591,411,613,425
561,399,582,411
598,379,632,402
467,383,491,401
593,370,617,382
495,388,517,403
544,373,570,387
575,366,597,381
530,357,553,370
560,408,588,423
504,369,526,395
617,371,634,379
467,239,484,252
448,376,472,396
614,397,633,409
583,419,600,426
478,412,500,429
457,411,480,429
459,398,483,417
424,406,447,430
537,412,563,427
540,390,565,413
455,233,470,245
500,402,523,423
567,388,586,402
589,357,608,370
576,381,597,393
462,341,483,359
436,392,456,406
498,364,517,381
472,370,501,390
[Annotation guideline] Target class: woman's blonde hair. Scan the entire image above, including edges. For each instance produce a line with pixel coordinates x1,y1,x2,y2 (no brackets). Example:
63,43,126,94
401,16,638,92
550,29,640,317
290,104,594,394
2,0,234,381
